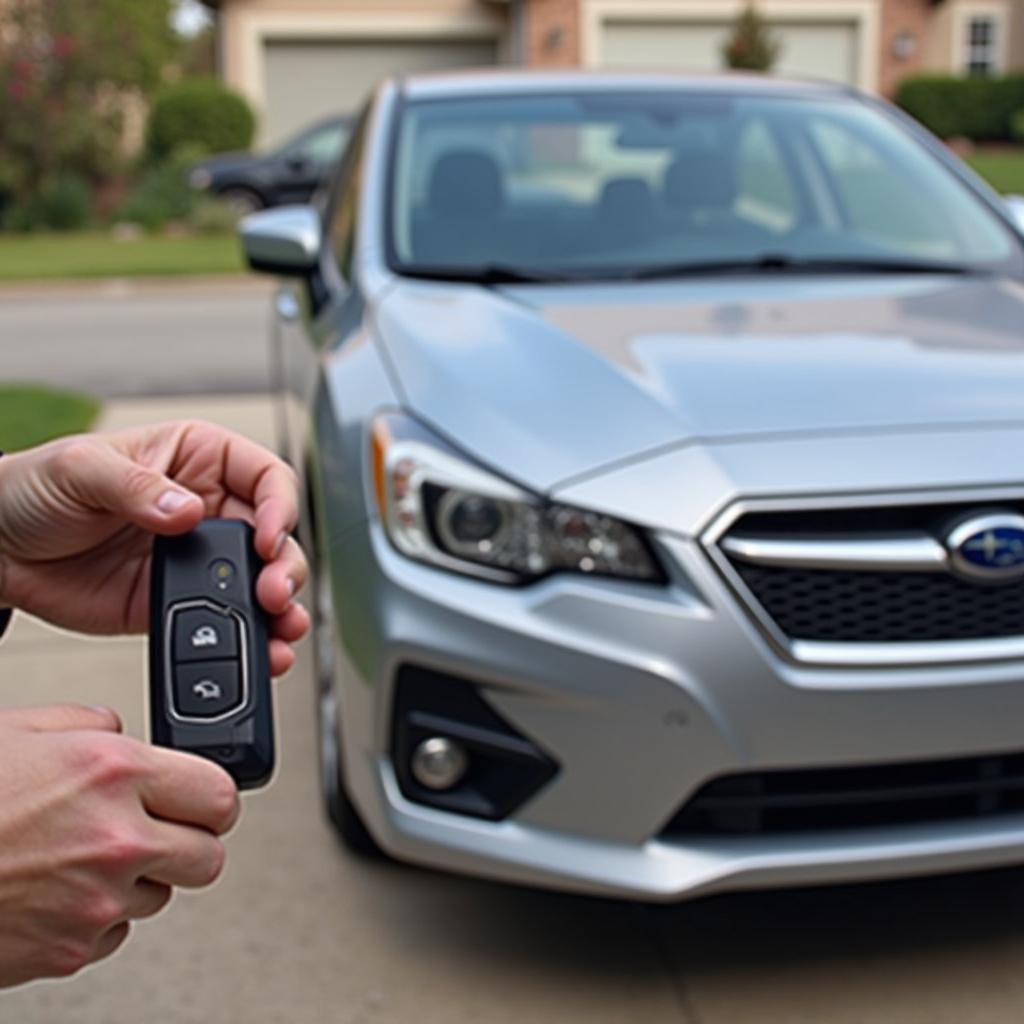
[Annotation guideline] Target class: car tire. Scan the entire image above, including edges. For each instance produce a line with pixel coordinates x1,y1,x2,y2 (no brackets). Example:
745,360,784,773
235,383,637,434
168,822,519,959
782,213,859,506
217,186,264,216
310,514,385,859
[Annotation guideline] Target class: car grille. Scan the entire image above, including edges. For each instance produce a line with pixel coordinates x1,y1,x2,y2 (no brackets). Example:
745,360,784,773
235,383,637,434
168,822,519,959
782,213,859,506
713,499,1024,650
730,563,1024,642
660,752,1024,837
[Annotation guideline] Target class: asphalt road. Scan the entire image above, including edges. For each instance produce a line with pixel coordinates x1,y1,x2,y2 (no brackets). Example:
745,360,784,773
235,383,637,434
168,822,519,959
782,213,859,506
0,279,275,397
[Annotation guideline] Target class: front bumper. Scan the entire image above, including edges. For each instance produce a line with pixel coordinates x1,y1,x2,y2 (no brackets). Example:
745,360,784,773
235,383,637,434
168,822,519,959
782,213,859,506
325,512,1024,901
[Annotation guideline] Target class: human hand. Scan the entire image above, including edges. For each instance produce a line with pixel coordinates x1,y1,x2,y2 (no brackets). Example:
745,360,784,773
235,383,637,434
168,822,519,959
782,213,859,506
0,421,309,675
0,704,238,988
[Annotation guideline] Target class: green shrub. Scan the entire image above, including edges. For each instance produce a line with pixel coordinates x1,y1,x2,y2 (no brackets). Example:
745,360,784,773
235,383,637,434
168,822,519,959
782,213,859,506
1012,109,1024,144
1,175,92,232
146,78,256,162
116,159,195,232
188,196,240,236
722,4,782,72
896,73,1024,142
39,176,92,230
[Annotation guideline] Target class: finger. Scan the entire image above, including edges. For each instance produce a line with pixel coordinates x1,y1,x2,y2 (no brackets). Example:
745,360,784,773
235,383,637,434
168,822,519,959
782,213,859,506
140,747,240,835
0,704,122,735
90,922,131,966
62,440,204,536
270,603,310,644
269,639,295,678
188,429,298,562
122,879,173,922
256,538,309,615
145,821,226,889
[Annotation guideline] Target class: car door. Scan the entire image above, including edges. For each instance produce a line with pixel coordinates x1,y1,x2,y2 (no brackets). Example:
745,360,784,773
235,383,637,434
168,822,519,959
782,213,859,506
273,109,368,476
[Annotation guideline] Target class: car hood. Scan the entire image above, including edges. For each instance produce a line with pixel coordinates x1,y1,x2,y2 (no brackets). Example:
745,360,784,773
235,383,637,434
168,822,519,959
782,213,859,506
374,274,1024,492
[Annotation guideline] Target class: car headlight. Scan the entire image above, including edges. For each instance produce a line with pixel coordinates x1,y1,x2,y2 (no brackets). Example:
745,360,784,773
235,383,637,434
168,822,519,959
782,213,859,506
370,414,664,585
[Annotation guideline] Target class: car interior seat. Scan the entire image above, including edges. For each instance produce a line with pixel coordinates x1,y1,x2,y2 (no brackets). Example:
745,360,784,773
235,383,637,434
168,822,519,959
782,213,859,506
412,149,506,265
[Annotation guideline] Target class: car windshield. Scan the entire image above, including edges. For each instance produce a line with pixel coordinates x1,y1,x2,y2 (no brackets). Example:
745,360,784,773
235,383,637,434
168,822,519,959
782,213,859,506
389,91,1020,280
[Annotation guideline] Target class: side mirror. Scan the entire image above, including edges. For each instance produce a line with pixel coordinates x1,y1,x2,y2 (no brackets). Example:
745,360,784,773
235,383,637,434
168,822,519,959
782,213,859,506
1005,194,1024,234
239,205,321,276
286,153,310,173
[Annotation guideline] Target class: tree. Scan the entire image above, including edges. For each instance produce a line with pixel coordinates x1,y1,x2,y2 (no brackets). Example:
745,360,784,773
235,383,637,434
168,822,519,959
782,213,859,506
721,5,783,73
0,0,181,208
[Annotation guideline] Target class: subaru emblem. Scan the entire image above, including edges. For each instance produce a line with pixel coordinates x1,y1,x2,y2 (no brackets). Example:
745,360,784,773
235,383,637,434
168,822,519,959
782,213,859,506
946,513,1024,582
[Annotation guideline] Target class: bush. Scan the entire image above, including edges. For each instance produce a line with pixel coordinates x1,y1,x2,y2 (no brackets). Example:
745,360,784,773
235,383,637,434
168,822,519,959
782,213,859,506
1013,109,1024,145
896,74,1024,142
2,175,92,232
188,196,241,236
116,158,195,232
146,78,257,162
722,5,782,72
40,176,92,230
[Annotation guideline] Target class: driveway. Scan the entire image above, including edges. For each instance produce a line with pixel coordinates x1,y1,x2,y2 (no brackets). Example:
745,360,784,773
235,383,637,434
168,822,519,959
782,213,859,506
0,278,275,397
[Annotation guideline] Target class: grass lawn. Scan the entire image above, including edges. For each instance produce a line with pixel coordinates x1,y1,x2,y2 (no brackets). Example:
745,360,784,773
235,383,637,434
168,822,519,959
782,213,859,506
966,150,1024,195
0,232,244,282
0,386,101,452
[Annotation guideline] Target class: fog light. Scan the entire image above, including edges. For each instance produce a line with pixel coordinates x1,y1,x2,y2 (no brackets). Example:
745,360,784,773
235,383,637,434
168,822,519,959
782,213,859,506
411,737,468,791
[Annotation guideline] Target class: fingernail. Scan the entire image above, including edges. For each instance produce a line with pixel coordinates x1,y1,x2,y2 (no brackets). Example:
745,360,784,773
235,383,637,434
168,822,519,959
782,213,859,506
287,578,296,597
157,489,193,514
274,532,288,558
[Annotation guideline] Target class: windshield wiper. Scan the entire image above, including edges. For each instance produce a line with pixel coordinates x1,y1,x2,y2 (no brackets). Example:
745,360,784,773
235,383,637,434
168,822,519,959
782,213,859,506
396,263,574,285
625,254,981,281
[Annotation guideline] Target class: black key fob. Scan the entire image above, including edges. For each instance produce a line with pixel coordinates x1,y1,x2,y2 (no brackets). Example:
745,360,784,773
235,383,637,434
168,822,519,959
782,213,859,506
149,519,275,790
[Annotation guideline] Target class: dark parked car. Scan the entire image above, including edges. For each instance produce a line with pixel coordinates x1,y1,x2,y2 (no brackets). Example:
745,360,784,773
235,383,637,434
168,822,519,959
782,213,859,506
188,115,352,213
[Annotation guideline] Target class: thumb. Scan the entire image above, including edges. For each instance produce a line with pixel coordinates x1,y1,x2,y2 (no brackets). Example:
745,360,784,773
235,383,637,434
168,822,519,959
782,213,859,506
72,443,204,535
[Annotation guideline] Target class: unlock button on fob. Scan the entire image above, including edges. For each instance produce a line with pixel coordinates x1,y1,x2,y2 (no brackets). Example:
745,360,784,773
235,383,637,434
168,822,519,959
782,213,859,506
173,661,241,718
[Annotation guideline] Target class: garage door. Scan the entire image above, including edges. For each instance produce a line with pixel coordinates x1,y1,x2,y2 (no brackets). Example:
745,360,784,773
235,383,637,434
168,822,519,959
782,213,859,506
263,38,499,146
600,19,860,86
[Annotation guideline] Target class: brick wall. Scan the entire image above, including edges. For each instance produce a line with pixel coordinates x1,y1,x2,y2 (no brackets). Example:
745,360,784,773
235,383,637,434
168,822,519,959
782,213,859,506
523,0,581,67
878,0,932,96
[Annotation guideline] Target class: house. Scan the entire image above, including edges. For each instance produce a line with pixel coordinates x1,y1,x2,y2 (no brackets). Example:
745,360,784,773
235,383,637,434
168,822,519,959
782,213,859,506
201,0,1024,145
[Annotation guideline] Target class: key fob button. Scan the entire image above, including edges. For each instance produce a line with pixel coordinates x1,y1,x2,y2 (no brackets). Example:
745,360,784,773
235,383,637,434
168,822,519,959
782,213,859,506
173,661,242,718
173,607,239,663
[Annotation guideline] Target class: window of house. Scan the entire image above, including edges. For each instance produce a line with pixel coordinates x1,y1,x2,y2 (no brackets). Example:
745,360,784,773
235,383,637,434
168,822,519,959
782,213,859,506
965,15,1000,76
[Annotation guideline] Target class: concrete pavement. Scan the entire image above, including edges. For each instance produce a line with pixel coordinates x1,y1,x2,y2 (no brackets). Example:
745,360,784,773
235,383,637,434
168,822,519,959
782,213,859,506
4,393,1024,1021
0,277,275,397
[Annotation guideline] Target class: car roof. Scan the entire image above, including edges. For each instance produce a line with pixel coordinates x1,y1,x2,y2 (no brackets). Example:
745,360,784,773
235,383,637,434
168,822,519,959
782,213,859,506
397,67,856,102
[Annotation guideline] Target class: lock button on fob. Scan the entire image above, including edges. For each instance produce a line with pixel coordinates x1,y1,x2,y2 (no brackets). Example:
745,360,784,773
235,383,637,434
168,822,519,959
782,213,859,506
173,606,239,663
173,660,241,718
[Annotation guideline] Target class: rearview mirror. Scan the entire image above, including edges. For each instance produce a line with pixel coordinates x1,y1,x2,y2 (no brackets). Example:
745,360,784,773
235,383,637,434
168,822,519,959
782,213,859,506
1004,194,1024,234
239,205,321,276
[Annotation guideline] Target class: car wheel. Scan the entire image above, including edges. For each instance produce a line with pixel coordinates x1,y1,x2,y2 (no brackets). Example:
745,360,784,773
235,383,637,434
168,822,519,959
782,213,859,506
218,186,264,216
311,530,385,858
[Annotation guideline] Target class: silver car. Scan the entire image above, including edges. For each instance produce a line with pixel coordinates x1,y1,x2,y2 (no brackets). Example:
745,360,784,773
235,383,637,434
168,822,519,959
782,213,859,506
241,70,1024,900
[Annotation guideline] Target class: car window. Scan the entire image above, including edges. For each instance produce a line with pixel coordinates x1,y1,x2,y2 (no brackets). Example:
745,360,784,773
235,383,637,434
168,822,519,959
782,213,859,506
389,92,1019,278
734,119,797,233
304,123,349,165
804,115,999,262
277,122,349,166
